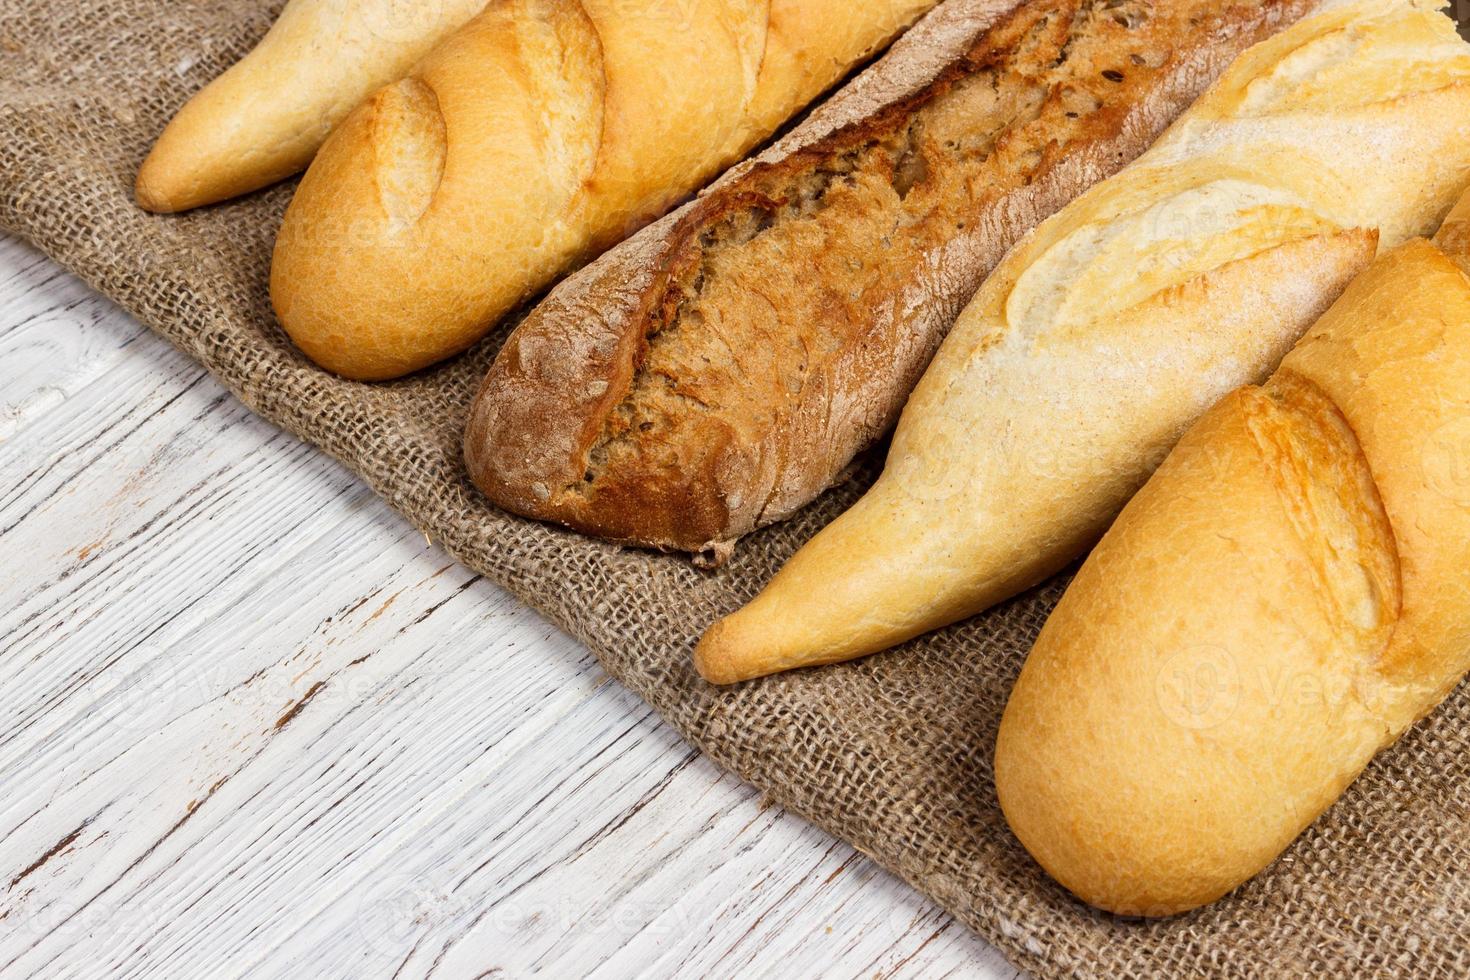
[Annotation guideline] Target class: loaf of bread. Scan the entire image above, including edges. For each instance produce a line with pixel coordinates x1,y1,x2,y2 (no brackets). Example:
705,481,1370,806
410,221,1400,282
695,0,1470,684
464,0,1324,564
269,0,937,380
136,0,486,213
995,207,1470,917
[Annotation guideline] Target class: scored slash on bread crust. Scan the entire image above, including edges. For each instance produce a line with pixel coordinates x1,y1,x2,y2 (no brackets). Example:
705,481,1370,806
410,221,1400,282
995,233,1470,916
466,0,1324,563
136,0,489,213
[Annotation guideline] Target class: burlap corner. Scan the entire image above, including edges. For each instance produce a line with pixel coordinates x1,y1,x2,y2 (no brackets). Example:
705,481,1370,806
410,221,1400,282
3,2,1468,976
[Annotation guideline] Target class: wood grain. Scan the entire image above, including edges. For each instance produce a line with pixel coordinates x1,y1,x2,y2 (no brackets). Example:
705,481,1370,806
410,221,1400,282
0,233,1018,979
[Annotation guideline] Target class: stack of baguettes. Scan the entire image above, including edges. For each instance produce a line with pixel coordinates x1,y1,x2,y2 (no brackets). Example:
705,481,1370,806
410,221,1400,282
695,0,1470,682
464,0,1328,561
142,0,943,374
136,0,1470,921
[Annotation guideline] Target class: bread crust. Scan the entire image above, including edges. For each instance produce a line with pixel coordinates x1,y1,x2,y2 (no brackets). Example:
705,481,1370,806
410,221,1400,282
466,0,1322,561
995,234,1470,917
693,0,1470,684
270,0,937,379
136,0,487,213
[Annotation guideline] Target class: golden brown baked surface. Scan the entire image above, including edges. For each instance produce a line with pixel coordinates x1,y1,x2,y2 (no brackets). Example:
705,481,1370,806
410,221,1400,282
136,0,487,213
1438,181,1470,272
465,0,1322,561
995,233,1470,917
695,0,1470,684
269,0,936,380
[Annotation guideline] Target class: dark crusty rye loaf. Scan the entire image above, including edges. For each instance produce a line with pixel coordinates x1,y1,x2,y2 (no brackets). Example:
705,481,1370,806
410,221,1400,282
465,0,1322,564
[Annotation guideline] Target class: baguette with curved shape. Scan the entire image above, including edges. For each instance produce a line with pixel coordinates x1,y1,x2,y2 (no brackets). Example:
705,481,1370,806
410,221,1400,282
995,214,1470,916
136,0,488,213
464,0,1326,564
270,0,937,380
694,0,1470,685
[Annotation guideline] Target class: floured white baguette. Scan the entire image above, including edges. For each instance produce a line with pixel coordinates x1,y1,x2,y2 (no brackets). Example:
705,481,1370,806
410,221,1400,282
996,195,1470,916
137,0,487,212
695,0,1470,685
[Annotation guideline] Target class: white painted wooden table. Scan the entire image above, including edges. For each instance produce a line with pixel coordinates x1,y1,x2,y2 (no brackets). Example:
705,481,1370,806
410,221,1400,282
0,233,1019,979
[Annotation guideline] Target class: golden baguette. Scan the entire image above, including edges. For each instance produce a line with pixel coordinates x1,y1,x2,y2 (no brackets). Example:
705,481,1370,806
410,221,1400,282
995,207,1470,916
270,0,936,380
695,0,1470,685
137,0,487,213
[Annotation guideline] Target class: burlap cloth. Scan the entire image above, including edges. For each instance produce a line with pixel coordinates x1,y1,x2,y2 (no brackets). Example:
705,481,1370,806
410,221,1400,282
4,2,1469,976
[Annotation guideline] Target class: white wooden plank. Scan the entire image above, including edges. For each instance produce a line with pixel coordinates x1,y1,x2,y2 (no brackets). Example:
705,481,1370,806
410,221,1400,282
0,234,1019,980
0,236,152,442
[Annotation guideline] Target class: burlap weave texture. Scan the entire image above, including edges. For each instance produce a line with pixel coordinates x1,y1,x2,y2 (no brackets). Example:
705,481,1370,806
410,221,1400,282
2,2,1468,975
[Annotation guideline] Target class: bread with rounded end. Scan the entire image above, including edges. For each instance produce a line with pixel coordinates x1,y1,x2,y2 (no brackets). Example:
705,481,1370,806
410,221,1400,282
995,221,1470,916
136,0,487,213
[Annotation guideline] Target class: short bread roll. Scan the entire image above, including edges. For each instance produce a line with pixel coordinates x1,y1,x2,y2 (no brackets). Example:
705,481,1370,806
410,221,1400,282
137,0,487,213
695,0,1470,684
270,0,936,380
995,218,1470,917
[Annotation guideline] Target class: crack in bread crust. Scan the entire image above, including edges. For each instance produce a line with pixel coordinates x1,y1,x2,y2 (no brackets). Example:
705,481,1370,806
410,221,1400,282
1246,369,1403,661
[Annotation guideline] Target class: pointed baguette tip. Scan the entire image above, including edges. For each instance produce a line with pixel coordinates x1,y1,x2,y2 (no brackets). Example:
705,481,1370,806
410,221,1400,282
693,618,750,686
